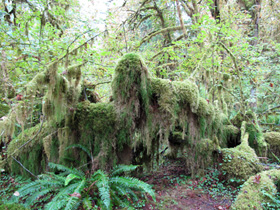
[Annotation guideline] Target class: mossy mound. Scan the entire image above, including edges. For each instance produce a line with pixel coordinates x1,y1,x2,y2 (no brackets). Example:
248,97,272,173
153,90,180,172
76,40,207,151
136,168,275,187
0,203,29,210
220,122,263,183
220,143,263,183
232,169,280,210
264,132,280,146
264,131,280,158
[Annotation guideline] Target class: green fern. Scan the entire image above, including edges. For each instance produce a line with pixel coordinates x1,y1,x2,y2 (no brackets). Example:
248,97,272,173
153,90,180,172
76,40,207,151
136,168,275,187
9,163,155,210
10,163,85,210
92,170,111,210
111,164,139,176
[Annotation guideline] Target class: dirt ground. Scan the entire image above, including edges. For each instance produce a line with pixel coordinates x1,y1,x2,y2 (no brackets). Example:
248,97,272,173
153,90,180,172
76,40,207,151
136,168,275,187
139,158,234,210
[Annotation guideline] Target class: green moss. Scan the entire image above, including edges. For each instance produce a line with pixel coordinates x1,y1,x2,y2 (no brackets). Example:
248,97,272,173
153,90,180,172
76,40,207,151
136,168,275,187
264,132,280,146
0,112,16,143
223,73,230,81
224,125,239,136
76,101,117,168
173,80,199,113
151,78,176,116
111,53,152,154
196,97,214,119
0,203,29,210
242,0,255,10
7,122,55,177
0,103,10,118
264,132,280,159
232,169,280,210
231,112,244,128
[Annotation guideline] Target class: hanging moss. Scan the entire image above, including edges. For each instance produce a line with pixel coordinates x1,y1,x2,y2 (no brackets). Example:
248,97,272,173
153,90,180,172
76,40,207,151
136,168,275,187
76,101,117,168
185,137,220,177
0,111,16,143
66,64,82,87
220,122,263,183
79,79,100,103
111,53,152,152
232,169,280,210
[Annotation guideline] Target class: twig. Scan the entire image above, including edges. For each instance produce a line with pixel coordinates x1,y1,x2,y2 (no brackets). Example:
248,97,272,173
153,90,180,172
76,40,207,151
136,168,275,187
12,156,38,178
94,81,112,86
122,23,128,53
261,105,280,115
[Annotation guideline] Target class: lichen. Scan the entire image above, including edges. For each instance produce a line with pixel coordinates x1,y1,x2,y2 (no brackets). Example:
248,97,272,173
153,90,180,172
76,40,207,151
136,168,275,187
232,169,280,210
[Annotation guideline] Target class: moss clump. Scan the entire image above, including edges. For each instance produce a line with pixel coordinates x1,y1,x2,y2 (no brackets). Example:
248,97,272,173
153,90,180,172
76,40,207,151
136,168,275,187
264,132,280,158
223,73,230,81
264,132,280,146
197,98,214,119
151,78,176,116
0,203,29,210
220,122,263,183
232,169,280,210
173,80,199,113
0,112,16,143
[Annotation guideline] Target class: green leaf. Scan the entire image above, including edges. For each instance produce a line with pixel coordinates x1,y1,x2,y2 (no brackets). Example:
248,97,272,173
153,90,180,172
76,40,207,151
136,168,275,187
65,174,81,186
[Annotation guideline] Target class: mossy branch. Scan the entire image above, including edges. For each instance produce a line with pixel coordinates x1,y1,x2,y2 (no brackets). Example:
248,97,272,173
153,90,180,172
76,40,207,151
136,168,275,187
138,26,187,47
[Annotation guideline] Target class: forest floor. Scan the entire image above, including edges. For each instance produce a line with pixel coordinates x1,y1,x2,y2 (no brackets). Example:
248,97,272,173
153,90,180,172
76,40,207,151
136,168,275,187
0,158,240,209
138,158,239,210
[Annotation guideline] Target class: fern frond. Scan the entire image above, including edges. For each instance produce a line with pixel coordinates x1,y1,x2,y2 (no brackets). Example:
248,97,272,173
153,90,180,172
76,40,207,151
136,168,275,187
65,197,80,210
109,176,155,201
65,144,92,159
45,200,68,210
124,187,139,202
92,170,111,210
48,162,85,177
111,164,138,176
45,182,80,210
82,197,93,210
25,187,53,206
64,178,86,210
